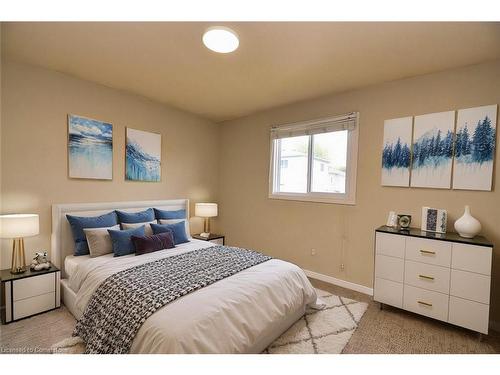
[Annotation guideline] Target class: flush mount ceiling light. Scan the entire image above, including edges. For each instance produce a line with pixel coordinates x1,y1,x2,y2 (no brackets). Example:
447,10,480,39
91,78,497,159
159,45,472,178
202,26,239,53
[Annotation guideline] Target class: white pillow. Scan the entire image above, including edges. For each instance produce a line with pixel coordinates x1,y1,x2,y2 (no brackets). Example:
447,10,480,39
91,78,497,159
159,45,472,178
121,221,155,236
158,219,191,238
84,225,120,258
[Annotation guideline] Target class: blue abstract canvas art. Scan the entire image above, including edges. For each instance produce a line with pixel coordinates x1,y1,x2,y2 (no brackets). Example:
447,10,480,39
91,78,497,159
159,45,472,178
381,117,413,187
126,128,161,182
68,114,113,180
410,111,455,189
452,105,497,191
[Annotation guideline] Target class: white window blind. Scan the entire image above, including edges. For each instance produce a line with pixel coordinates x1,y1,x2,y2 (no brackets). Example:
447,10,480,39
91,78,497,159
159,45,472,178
270,112,358,140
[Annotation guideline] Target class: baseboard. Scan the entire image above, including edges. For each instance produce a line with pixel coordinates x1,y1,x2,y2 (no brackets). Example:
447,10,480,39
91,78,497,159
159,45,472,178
303,269,373,296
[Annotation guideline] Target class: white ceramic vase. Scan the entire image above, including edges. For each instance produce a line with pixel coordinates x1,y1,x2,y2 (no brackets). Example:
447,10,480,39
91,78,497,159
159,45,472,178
454,205,482,238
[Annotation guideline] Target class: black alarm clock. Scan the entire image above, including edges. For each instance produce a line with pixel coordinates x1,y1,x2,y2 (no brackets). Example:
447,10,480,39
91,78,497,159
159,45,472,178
397,214,412,229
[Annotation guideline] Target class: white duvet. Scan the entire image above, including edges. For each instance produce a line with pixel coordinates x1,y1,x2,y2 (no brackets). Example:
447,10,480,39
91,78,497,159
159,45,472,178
69,240,320,353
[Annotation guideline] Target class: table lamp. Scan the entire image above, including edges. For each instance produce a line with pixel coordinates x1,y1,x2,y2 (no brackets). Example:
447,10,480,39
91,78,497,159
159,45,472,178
0,214,39,274
195,203,218,238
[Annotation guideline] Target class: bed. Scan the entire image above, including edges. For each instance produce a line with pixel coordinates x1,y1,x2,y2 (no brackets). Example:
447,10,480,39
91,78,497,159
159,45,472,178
52,199,320,353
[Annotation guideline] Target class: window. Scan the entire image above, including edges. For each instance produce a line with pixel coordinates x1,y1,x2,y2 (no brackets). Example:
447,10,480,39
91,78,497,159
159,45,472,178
269,112,359,204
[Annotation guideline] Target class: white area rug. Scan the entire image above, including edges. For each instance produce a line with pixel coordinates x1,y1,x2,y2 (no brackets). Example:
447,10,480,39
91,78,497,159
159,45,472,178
52,289,367,354
264,289,368,354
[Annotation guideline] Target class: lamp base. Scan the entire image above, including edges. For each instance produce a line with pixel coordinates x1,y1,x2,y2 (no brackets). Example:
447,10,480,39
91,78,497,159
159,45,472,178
11,266,27,275
199,232,210,238
11,238,27,275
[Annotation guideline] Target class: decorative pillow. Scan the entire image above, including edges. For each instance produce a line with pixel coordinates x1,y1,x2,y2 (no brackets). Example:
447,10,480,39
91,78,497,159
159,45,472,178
121,221,155,236
158,218,191,238
151,222,189,245
154,208,186,220
66,211,118,256
131,231,175,256
116,208,155,224
83,225,120,258
108,226,146,257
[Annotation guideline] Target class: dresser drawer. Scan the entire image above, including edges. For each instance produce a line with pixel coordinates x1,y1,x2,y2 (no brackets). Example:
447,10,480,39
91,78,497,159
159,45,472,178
13,273,56,301
376,233,405,258
448,296,489,334
374,278,403,308
13,292,56,320
404,260,450,294
375,254,404,282
403,285,449,322
450,269,490,304
451,243,492,275
405,237,451,267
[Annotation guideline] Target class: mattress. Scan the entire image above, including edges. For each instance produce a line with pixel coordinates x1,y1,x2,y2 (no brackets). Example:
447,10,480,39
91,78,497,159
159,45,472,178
64,254,91,277
67,239,320,353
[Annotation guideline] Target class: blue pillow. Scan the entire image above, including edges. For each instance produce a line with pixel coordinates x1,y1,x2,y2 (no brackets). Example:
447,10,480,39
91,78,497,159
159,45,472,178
66,211,118,256
154,208,186,220
151,222,189,245
116,208,155,223
108,226,146,257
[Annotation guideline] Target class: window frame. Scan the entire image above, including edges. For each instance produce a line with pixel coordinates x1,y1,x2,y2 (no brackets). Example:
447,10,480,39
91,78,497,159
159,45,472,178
268,113,359,205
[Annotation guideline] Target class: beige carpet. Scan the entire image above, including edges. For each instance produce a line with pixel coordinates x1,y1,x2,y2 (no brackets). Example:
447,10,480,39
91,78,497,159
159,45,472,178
3,280,498,354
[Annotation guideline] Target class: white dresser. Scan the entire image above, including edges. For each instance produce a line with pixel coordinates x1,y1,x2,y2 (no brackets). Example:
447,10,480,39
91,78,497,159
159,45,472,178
374,226,493,334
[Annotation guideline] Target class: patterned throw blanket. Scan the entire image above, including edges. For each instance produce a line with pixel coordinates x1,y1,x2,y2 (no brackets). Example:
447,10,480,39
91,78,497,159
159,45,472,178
73,246,272,354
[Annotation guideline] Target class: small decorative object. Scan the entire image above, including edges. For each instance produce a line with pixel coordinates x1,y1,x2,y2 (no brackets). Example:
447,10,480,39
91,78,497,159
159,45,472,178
421,207,447,234
452,105,497,191
68,114,113,180
381,117,413,187
386,211,398,227
195,203,218,238
0,214,39,274
30,251,51,271
126,128,161,182
454,205,482,238
411,111,455,189
397,214,412,229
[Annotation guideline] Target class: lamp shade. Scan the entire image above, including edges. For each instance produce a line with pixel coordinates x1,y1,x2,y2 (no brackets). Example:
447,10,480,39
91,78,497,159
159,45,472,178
195,203,218,218
0,214,39,238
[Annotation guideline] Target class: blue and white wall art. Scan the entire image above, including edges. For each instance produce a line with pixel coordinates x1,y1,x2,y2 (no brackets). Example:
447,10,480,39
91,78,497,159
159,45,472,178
452,105,497,191
125,128,161,182
410,111,455,189
381,117,413,187
68,114,113,180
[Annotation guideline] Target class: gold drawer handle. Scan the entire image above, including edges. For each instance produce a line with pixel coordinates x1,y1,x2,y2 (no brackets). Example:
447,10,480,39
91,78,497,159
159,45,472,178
420,249,436,255
417,300,433,307
419,274,435,281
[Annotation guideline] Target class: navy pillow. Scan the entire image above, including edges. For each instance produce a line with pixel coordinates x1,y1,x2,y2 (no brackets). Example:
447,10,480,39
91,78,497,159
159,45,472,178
151,222,189,245
154,208,186,220
131,231,175,256
66,211,118,256
108,226,146,257
116,208,155,223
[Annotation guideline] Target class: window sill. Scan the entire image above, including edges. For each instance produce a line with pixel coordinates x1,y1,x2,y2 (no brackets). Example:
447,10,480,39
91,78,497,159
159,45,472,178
268,193,356,205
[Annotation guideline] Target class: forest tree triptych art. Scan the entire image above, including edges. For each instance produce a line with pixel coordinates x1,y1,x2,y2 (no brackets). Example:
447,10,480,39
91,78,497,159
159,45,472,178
381,104,497,191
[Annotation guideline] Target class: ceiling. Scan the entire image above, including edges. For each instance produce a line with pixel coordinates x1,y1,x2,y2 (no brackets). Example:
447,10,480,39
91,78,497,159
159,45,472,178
3,22,500,122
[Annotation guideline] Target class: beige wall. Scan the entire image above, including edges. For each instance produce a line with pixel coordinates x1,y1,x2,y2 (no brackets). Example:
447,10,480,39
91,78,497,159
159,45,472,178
218,60,500,326
0,60,220,268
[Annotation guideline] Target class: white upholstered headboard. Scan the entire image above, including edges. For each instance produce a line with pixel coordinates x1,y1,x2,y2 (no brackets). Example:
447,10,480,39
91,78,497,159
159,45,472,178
51,199,190,278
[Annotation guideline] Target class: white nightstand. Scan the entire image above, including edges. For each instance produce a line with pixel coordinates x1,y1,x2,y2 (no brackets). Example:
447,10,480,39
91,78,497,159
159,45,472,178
1,266,60,324
192,234,225,245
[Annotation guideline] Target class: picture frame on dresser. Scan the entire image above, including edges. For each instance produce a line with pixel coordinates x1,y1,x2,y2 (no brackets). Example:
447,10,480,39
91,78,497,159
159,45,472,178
373,225,492,335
